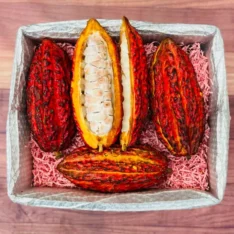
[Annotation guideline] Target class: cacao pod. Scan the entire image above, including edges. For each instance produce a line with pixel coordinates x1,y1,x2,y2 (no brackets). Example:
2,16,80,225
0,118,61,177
150,38,205,156
27,39,76,152
57,146,168,192
72,19,122,152
120,16,148,151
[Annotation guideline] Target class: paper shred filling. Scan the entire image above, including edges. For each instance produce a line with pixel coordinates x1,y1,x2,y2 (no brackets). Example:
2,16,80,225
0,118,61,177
32,41,210,191
31,133,85,187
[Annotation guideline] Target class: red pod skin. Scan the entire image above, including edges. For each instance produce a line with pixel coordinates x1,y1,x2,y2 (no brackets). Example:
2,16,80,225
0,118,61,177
150,38,205,156
57,146,168,193
120,17,148,150
27,39,76,152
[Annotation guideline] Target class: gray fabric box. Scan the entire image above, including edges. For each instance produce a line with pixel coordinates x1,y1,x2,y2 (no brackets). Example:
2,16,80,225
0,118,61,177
7,20,230,211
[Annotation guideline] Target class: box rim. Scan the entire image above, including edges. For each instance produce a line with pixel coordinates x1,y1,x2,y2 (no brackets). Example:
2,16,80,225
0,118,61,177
6,21,230,211
9,188,220,212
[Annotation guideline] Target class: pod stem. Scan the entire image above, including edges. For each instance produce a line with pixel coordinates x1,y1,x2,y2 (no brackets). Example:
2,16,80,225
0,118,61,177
54,151,63,160
98,144,103,152
186,155,192,160
121,144,127,151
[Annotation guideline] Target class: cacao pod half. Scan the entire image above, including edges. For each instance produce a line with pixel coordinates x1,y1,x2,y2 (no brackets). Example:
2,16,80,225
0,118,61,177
72,19,122,152
57,146,168,193
120,16,148,151
150,38,205,156
27,39,76,152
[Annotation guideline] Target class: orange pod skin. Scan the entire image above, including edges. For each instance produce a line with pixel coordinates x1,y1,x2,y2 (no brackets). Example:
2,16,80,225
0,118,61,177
72,19,123,152
57,146,168,193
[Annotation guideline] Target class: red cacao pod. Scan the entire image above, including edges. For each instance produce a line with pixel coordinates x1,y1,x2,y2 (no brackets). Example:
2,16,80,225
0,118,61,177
150,38,205,156
57,146,168,193
120,16,148,151
27,39,76,152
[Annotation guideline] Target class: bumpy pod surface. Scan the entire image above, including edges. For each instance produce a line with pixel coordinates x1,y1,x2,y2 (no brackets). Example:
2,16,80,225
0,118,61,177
57,146,168,192
120,17,148,151
27,39,76,152
72,19,122,152
150,38,205,156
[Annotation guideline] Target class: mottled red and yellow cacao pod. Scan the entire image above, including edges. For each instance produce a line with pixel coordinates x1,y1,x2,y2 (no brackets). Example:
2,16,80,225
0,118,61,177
150,38,205,156
72,19,122,152
120,16,148,151
57,146,168,192
27,39,76,152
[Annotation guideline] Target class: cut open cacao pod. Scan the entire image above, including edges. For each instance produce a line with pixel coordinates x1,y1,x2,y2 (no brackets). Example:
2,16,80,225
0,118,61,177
120,16,148,151
27,39,76,152
150,38,205,156
72,19,123,152
57,146,168,193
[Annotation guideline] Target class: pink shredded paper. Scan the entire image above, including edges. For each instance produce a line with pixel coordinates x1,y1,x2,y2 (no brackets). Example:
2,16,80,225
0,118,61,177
32,41,211,190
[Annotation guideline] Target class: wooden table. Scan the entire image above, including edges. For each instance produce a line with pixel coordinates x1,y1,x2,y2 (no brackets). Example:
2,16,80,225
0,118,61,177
1,1,233,233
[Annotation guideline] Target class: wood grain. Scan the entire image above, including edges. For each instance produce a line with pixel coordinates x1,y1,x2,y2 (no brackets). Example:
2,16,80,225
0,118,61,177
1,94,234,232
1,1,234,234
1,224,234,234
1,0,234,9
0,3,234,94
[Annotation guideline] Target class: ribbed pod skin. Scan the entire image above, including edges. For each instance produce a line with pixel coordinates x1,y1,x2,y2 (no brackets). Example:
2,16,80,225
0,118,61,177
57,146,168,192
120,17,148,150
27,39,76,152
150,38,205,156
72,19,122,152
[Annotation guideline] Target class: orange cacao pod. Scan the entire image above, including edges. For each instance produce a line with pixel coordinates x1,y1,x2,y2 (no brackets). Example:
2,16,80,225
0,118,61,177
150,38,205,156
27,39,76,152
57,146,168,192
120,17,148,151
72,19,122,152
